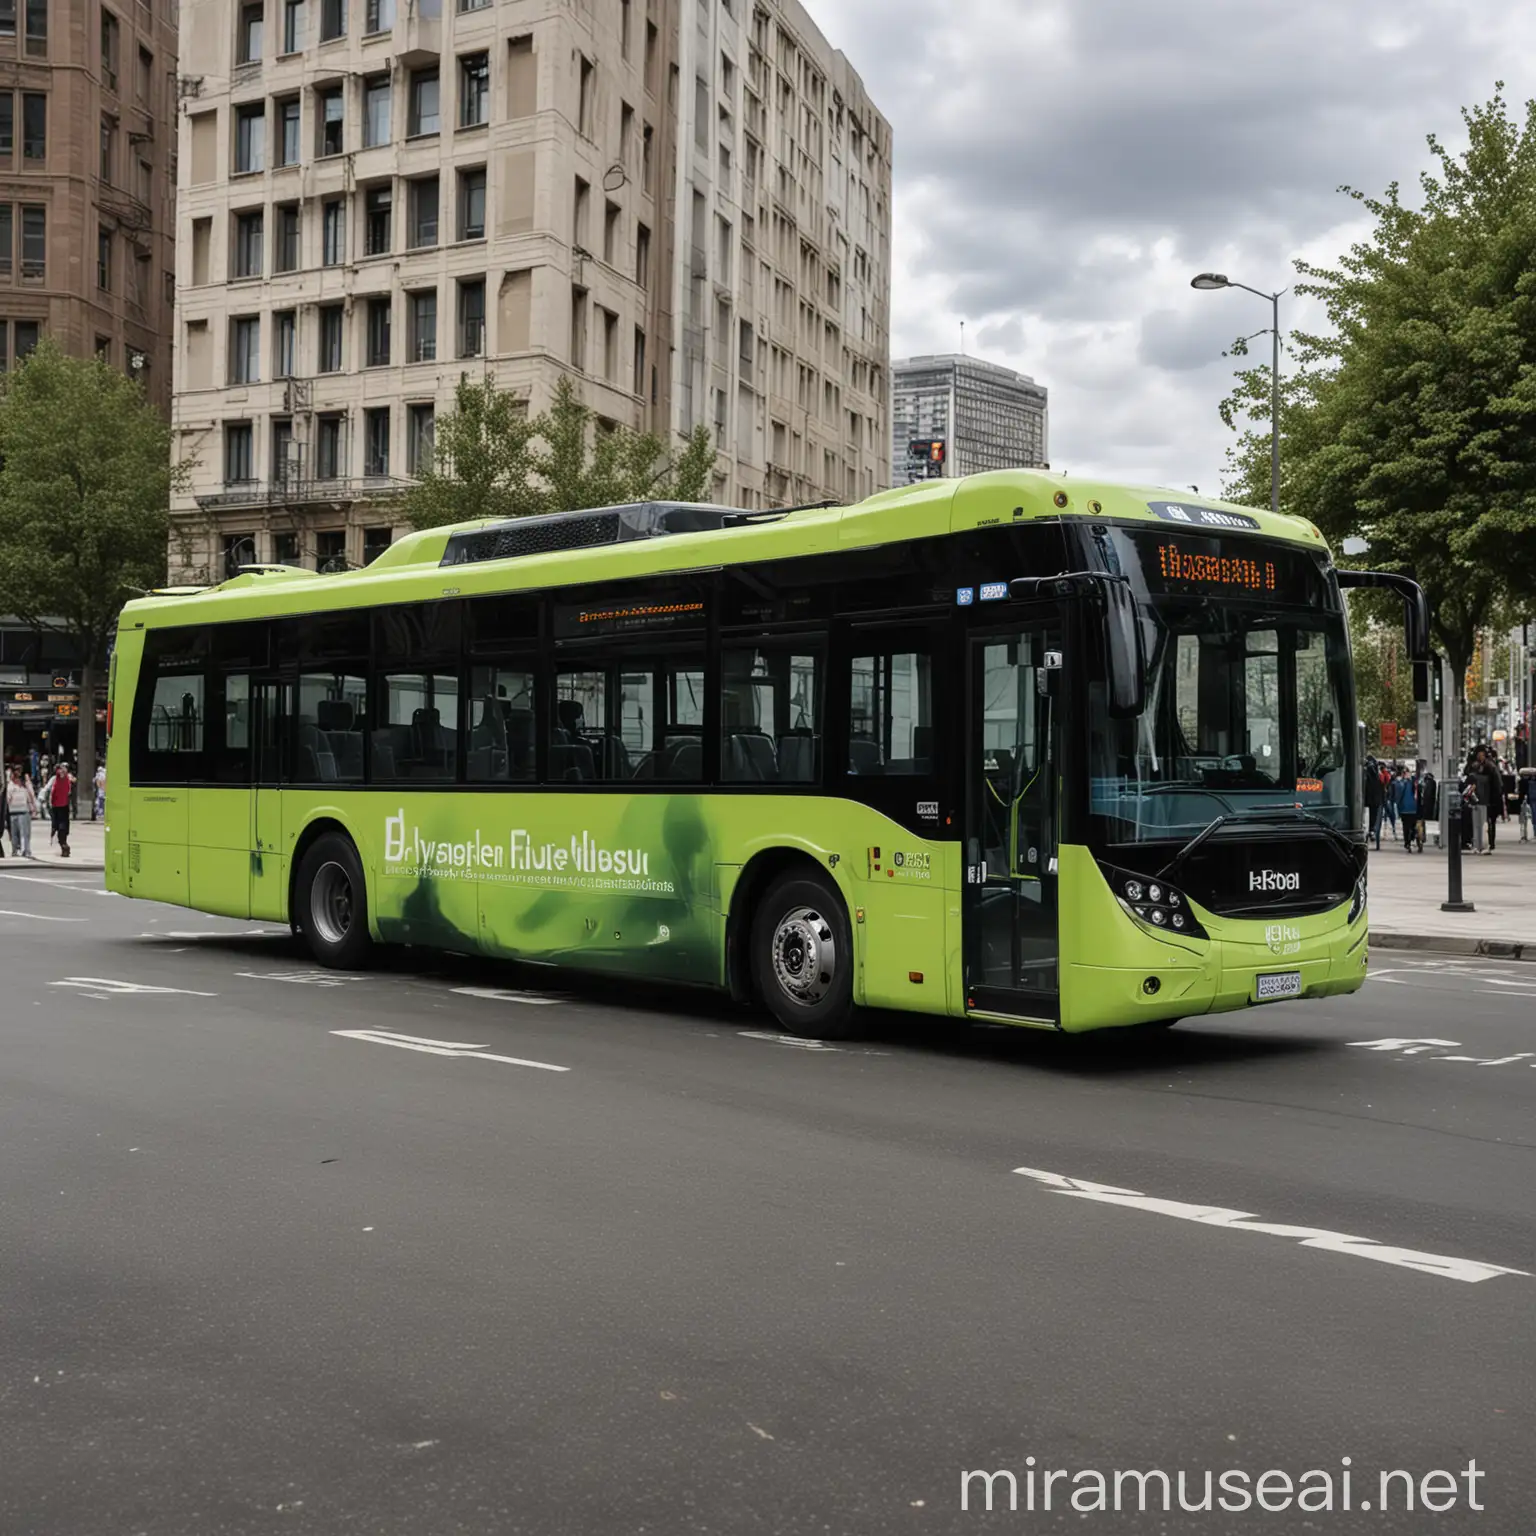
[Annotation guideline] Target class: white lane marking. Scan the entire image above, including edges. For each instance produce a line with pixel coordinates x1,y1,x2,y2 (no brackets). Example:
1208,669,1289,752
0,908,87,922
1013,1168,1528,1284
0,872,99,886
50,976,217,997
738,1030,842,1052
332,1027,569,1073
1349,1038,1536,1067
237,968,367,987
149,929,285,940
451,985,562,1007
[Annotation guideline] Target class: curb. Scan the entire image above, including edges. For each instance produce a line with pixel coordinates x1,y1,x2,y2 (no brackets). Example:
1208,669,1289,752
1371,931,1533,962
1,860,105,873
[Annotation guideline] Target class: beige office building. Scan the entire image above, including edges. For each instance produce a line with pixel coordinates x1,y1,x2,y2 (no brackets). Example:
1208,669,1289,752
0,0,178,409
169,0,891,582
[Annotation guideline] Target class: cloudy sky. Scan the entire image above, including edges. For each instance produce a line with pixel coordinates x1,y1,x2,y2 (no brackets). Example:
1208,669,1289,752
812,0,1536,499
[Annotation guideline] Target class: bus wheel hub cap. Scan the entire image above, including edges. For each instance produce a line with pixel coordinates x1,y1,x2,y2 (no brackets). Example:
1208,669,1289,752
772,907,835,1005
313,861,353,945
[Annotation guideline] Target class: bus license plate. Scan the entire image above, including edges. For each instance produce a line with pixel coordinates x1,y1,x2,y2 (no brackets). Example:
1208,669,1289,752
1255,970,1302,1001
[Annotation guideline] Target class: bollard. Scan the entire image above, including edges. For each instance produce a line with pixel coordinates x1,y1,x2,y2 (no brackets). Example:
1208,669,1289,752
1442,804,1475,912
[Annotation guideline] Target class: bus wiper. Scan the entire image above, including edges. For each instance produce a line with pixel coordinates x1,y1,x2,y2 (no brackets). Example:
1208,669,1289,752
1158,806,1356,883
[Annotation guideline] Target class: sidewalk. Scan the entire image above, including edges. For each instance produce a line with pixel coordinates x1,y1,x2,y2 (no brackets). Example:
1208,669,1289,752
1367,822,1535,959
3,814,105,872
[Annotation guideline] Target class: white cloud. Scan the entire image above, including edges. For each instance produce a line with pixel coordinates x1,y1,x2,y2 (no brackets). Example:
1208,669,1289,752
812,0,1529,497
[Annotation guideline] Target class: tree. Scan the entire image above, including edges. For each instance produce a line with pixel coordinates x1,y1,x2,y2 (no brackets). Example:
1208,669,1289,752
0,340,188,810
1218,86,1536,697
403,374,717,531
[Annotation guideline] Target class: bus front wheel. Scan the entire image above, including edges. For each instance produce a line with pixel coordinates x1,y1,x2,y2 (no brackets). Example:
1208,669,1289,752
751,871,856,1039
295,833,373,971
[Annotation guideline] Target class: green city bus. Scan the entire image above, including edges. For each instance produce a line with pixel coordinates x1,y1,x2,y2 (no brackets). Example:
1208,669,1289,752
103,469,1426,1038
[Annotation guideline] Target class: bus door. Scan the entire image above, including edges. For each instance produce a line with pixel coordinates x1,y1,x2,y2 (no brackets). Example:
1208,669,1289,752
963,617,1062,1020
250,677,289,922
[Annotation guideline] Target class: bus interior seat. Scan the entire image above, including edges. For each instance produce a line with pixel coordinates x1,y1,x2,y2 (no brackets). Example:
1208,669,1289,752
848,735,883,775
505,707,534,777
658,734,702,781
776,729,818,783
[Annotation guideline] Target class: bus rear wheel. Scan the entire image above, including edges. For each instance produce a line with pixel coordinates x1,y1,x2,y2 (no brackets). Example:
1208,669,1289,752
295,833,373,971
751,871,856,1039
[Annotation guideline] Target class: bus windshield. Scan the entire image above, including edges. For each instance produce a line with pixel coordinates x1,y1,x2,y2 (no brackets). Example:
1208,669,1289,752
1090,529,1357,844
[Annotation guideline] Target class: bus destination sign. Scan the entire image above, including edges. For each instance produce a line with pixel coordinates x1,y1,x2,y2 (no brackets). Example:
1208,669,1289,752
1154,539,1277,594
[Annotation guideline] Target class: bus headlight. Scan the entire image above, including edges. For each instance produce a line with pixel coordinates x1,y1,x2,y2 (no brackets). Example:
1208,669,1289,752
1101,864,1208,940
1348,870,1367,924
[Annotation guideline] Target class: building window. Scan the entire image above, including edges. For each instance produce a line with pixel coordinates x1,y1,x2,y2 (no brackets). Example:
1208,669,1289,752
276,95,300,164
363,183,391,255
458,166,485,240
237,2,263,64
407,175,438,247
317,86,343,155
319,0,345,42
0,205,11,277
21,93,44,161
569,284,587,370
273,307,296,377
315,529,347,571
272,531,301,565
577,54,593,136
281,0,302,53
22,0,44,57
364,0,394,32
271,418,295,483
633,325,646,395
459,52,488,127
362,526,393,563
407,288,436,362
0,98,12,161
234,103,265,172
137,46,152,104
406,403,434,473
458,0,489,10
363,73,390,146
408,69,439,136
317,303,343,372
321,197,344,264
230,315,260,383
233,209,263,277
224,421,254,484
96,227,111,290
315,412,344,478
100,9,119,90
603,201,619,264
14,318,38,355
365,294,391,366
457,277,484,357
635,222,650,287
363,406,389,477
274,203,299,271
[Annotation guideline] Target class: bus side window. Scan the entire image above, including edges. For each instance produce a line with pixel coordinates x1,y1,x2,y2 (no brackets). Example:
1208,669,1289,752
848,650,933,776
468,666,536,783
132,627,210,784
721,646,821,784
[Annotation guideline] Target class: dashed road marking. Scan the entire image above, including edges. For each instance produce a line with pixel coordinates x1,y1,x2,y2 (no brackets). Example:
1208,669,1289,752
0,908,87,922
451,985,562,1007
237,969,368,987
50,977,218,998
1349,1038,1536,1068
332,1027,569,1073
1013,1167,1528,1284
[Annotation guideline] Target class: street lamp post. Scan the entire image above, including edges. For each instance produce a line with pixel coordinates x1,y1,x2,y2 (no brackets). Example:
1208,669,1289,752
1191,272,1284,513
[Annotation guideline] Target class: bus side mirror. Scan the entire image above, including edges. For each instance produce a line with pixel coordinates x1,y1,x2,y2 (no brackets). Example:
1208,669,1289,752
1102,578,1145,719
1336,570,1430,662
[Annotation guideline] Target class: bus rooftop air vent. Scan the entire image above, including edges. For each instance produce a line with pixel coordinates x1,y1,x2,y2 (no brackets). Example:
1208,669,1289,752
439,501,787,567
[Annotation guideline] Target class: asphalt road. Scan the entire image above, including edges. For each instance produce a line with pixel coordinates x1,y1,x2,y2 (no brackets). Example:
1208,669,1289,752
0,868,1531,1536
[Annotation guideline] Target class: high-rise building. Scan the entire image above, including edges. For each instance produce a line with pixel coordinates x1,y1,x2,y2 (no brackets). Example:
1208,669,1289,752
890,354,1048,486
0,0,178,410
169,0,891,583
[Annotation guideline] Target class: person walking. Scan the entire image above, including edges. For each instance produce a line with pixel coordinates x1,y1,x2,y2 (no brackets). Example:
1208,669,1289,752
1362,755,1386,850
1380,762,1399,842
93,762,106,821
1466,746,1501,854
47,759,73,857
1394,764,1421,853
5,766,37,857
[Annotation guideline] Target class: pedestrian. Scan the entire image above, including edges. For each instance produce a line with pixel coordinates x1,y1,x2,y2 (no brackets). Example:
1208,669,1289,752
1380,763,1399,842
47,759,72,857
1394,764,1420,853
5,766,37,857
93,761,106,821
1362,755,1385,850
1466,746,1501,854
1418,760,1438,849
1523,769,1536,842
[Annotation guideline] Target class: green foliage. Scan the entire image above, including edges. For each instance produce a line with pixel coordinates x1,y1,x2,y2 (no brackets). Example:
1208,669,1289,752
0,338,189,796
404,374,718,531
1218,86,1536,693
0,339,184,654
